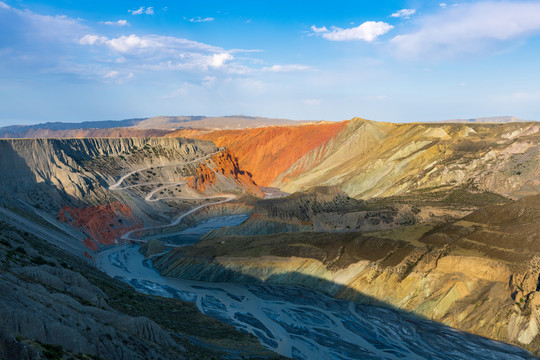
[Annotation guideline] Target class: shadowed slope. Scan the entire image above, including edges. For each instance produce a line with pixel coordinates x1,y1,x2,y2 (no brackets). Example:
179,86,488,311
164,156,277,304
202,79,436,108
152,195,540,355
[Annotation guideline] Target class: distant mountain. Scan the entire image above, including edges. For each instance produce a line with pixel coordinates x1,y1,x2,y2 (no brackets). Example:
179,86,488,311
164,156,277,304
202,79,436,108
0,115,303,138
132,115,302,130
0,127,171,139
0,118,143,133
439,116,535,123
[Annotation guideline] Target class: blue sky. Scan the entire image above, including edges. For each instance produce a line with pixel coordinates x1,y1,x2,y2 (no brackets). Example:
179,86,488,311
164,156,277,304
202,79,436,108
1,0,540,125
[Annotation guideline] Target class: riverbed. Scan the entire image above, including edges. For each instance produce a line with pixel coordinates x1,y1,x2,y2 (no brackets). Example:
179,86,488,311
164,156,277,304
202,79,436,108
140,214,249,245
96,218,535,360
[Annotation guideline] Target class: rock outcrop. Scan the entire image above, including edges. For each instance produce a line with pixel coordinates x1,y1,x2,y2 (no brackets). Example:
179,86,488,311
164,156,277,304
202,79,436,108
186,150,262,196
57,202,143,248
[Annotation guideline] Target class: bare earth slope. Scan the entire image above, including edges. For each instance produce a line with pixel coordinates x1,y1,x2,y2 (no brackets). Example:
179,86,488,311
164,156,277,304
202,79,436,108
170,118,540,199
168,121,349,186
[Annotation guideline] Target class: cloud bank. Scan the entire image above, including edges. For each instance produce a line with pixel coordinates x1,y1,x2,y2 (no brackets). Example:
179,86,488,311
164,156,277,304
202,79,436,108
312,21,393,42
390,9,416,19
100,19,129,26
391,1,540,58
129,6,154,15
188,17,214,23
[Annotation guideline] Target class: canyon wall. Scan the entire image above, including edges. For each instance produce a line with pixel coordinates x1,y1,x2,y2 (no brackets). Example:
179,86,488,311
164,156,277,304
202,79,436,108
0,137,262,258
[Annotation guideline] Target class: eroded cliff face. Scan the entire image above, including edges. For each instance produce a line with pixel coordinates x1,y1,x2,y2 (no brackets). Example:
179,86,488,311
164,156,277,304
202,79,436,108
57,202,143,251
0,137,215,205
186,150,262,196
277,120,539,199
152,195,540,355
168,121,348,186
0,137,262,258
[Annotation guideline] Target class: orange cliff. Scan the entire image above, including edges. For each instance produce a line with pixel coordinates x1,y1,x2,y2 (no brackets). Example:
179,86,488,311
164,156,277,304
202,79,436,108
187,150,263,196
57,202,143,251
169,121,348,186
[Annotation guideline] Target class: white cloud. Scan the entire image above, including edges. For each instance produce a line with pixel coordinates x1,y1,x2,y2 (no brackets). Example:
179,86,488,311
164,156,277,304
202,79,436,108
312,21,393,42
188,17,214,23
262,64,311,72
0,1,304,85
79,33,244,72
80,33,221,54
391,1,540,59
129,7,144,15
209,53,233,68
106,34,156,52
439,3,447,8
100,19,129,26
391,9,416,19
79,34,107,45
103,70,134,83
129,6,153,15
311,25,328,33
201,75,216,87
0,4,88,46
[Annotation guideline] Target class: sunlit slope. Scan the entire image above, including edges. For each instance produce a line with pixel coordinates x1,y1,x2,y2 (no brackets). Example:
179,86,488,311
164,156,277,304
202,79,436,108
172,119,539,199
169,121,348,186
281,120,539,199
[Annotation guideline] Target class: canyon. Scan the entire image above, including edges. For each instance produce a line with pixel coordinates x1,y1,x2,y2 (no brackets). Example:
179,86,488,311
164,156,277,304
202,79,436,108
0,116,539,359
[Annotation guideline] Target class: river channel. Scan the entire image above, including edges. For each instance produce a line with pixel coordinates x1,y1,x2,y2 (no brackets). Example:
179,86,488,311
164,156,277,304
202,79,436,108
96,216,535,360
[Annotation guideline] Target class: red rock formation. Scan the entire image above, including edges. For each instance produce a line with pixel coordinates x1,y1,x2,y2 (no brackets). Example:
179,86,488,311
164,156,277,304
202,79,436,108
57,202,143,249
187,150,263,196
186,163,217,193
168,121,348,186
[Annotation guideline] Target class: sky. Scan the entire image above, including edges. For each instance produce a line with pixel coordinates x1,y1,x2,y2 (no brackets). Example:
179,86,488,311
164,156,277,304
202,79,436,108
0,0,540,125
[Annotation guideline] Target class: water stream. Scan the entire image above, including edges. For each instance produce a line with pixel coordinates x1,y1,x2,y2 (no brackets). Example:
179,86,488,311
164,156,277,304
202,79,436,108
96,217,536,360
